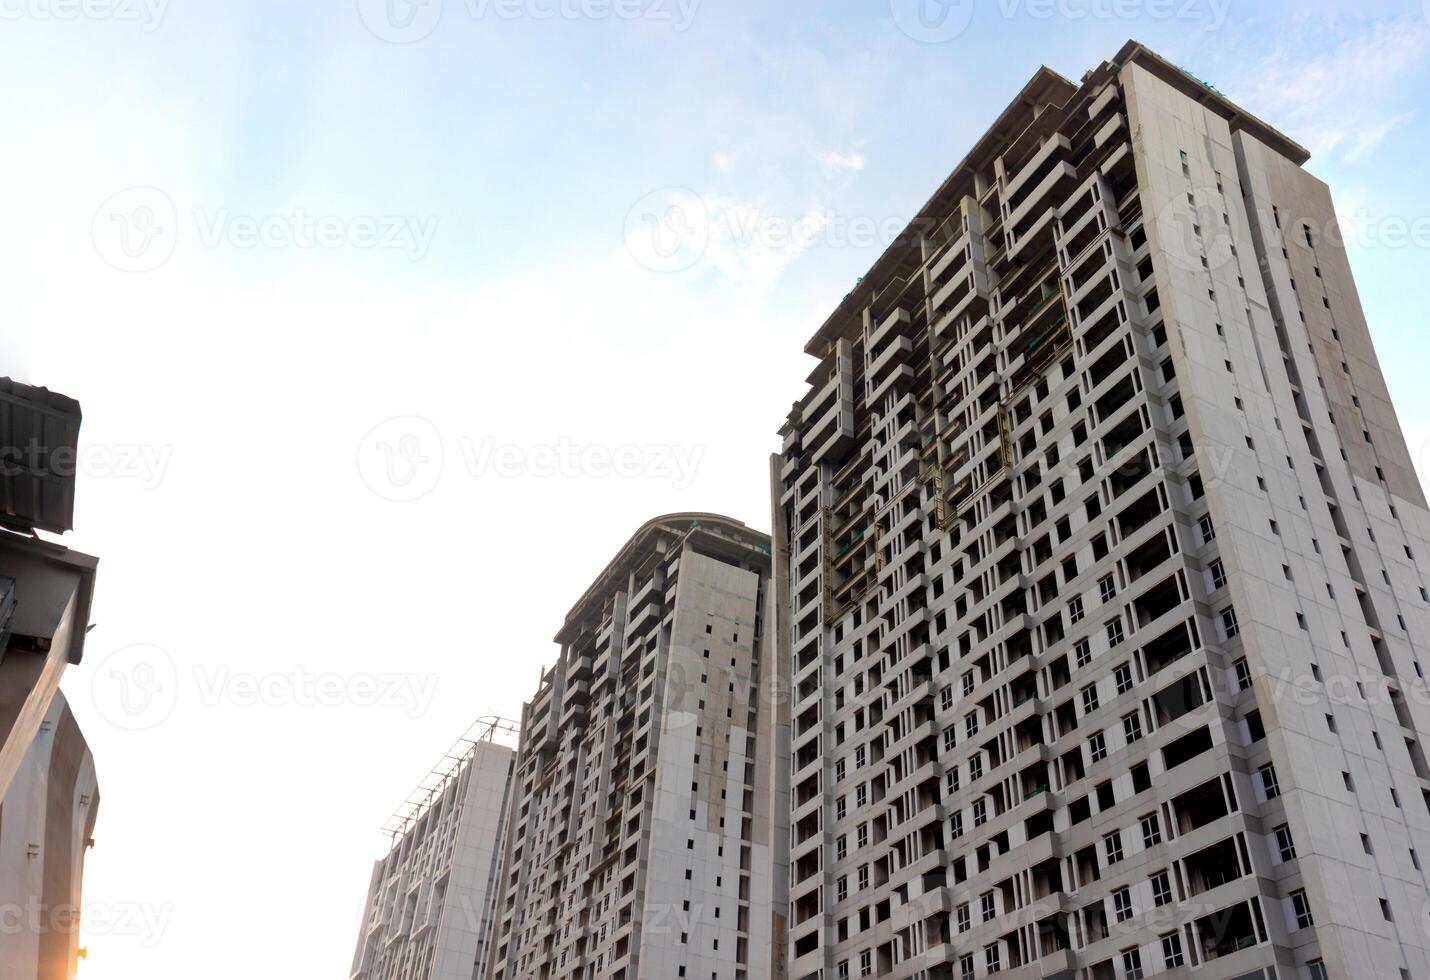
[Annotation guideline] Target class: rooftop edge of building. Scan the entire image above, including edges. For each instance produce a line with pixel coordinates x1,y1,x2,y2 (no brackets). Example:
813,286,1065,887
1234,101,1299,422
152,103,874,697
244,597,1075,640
379,715,520,844
555,512,770,645
799,39,1310,360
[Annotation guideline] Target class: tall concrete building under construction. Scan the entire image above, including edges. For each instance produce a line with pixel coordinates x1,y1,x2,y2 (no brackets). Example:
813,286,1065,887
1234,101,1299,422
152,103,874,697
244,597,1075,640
484,514,787,980
772,41,1430,980
350,718,518,980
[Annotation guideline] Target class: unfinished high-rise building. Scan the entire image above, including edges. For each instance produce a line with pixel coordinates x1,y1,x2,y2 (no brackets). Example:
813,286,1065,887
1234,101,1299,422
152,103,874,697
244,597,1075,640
772,40,1430,980
350,718,518,980
484,514,787,980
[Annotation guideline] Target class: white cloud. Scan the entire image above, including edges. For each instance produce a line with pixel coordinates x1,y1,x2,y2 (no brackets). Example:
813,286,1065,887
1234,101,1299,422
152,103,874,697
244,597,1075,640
821,147,866,176
701,198,834,295
1233,18,1428,165
618,189,846,297
1345,111,1413,163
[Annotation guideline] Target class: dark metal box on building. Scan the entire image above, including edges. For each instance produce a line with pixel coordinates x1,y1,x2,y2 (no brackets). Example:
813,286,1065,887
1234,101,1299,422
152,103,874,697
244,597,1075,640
0,378,82,534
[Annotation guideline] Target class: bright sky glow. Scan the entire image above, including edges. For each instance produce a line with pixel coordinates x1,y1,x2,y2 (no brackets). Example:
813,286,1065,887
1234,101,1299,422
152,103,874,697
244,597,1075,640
2,2,1428,977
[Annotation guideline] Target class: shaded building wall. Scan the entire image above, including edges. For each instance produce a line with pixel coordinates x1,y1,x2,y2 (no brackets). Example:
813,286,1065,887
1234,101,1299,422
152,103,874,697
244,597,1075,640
0,691,100,980
484,514,783,980
1128,57,1430,978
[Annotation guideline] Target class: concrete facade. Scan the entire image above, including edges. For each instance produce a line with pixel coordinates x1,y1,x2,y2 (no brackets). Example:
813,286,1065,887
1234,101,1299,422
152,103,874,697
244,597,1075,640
484,513,787,980
0,690,100,980
351,722,518,980
0,377,100,980
0,530,96,808
773,42,1430,980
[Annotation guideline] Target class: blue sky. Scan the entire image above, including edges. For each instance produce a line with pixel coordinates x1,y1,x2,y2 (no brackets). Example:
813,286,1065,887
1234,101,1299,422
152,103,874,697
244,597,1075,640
2,2,1429,978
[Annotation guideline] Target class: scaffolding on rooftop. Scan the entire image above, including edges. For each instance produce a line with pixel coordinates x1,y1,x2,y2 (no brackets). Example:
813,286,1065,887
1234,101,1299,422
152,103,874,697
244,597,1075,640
380,715,520,842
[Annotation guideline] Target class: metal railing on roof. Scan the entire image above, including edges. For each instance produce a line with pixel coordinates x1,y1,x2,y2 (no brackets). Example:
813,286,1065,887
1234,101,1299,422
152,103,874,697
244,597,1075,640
381,715,521,841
